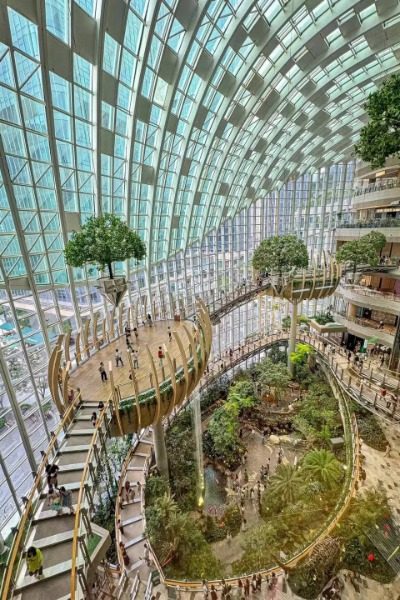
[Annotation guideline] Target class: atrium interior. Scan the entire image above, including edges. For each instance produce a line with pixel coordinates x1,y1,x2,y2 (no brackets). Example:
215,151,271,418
0,0,400,598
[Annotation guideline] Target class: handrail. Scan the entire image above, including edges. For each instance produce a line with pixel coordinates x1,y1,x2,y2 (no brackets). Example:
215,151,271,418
354,178,400,196
338,283,400,303
70,399,113,599
1,391,82,599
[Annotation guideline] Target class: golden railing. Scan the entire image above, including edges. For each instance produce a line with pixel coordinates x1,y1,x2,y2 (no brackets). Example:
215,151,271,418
1,391,82,599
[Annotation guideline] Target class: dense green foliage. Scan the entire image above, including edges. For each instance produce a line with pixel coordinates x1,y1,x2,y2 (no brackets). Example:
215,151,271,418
64,213,146,278
252,235,309,274
312,312,334,325
92,436,132,562
166,410,197,510
254,358,291,402
336,231,386,274
351,402,387,451
200,378,230,412
290,343,314,365
355,73,400,168
202,504,242,543
292,379,343,447
288,537,341,599
205,380,257,468
145,488,221,579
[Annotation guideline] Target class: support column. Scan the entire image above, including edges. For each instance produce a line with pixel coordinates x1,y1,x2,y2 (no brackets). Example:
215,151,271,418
193,393,204,508
288,301,298,377
152,419,169,479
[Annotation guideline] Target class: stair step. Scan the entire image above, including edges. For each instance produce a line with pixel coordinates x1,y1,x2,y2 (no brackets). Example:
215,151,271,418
126,560,142,573
49,463,85,473
134,452,149,458
66,429,95,436
58,443,90,453
33,508,76,524
16,559,80,591
138,439,153,445
120,498,141,507
122,515,143,527
125,534,145,549
126,467,144,472
40,481,84,499
26,530,74,551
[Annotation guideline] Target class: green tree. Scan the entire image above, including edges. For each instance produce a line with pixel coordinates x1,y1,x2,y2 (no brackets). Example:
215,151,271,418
267,464,304,505
302,449,342,490
355,73,400,168
255,358,290,403
336,231,386,275
290,343,314,365
64,213,146,278
252,235,309,275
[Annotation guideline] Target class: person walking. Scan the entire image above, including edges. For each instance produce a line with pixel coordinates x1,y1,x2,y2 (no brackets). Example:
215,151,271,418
124,323,131,342
236,579,243,599
119,542,130,567
244,577,250,597
244,468,249,484
46,463,59,489
99,362,107,382
26,546,44,579
210,585,218,600
91,412,97,427
147,313,153,327
115,349,124,367
133,349,139,369
168,326,172,342
251,574,257,593
157,346,164,367
256,573,262,591
202,579,209,599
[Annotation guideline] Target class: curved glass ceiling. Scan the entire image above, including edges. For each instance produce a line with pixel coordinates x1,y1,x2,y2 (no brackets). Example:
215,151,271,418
0,0,400,272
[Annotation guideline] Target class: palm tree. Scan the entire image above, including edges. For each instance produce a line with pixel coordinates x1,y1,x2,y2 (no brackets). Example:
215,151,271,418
268,464,304,505
303,449,342,490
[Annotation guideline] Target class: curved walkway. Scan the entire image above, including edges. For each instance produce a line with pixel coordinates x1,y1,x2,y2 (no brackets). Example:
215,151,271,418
201,331,400,422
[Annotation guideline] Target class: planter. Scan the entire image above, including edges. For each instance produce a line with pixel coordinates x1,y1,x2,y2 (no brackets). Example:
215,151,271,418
96,276,127,307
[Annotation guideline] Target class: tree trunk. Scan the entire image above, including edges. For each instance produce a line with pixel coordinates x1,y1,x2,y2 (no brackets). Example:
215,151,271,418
107,262,114,279
288,301,298,377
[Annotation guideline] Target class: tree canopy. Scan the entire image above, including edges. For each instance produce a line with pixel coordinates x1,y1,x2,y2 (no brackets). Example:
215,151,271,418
64,214,146,278
355,73,400,168
336,231,386,273
252,235,309,275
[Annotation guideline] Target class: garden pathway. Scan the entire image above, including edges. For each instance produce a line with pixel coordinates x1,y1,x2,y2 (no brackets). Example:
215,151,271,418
211,430,300,572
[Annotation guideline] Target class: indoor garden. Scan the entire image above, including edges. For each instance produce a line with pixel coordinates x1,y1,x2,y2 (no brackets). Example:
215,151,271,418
143,343,397,596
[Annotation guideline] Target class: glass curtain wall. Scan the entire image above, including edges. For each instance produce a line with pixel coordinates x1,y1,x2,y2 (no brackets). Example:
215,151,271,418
0,159,353,534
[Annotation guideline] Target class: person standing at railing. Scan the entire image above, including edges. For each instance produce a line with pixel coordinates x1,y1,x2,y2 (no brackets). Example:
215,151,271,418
26,546,44,580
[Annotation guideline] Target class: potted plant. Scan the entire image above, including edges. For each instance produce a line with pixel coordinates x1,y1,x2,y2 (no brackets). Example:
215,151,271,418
64,214,146,306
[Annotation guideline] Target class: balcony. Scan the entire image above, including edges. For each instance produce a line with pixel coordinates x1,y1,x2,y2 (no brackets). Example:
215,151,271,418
336,284,400,316
334,312,395,346
352,179,400,209
336,221,400,243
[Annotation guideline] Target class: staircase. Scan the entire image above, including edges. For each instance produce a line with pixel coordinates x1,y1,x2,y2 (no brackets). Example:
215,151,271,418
11,400,111,600
117,429,154,582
